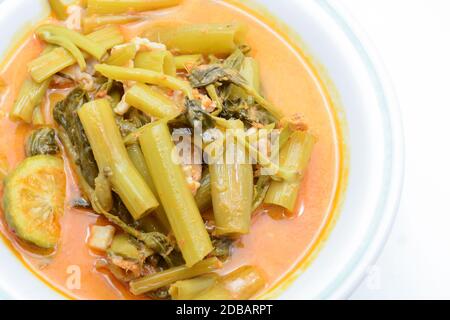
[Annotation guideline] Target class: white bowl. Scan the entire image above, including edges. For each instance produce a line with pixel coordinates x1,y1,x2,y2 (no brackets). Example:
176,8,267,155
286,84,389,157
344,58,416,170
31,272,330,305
0,0,404,299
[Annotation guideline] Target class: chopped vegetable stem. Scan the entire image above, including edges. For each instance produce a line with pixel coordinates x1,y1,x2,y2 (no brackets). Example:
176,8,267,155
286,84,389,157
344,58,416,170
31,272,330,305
83,14,142,33
86,25,125,49
194,170,212,213
130,257,221,295
169,274,219,300
145,23,246,55
209,123,253,236
192,266,265,300
127,143,171,232
95,64,193,98
135,51,176,76
10,78,50,123
87,0,182,15
264,131,315,212
32,106,45,126
125,83,180,119
78,99,159,220
48,0,71,20
106,43,136,66
37,31,87,70
28,26,124,83
36,24,106,60
139,121,213,266
174,54,204,71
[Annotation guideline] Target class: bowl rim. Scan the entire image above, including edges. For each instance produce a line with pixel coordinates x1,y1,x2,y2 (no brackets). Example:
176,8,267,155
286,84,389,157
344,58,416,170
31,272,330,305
314,0,405,299
0,0,405,300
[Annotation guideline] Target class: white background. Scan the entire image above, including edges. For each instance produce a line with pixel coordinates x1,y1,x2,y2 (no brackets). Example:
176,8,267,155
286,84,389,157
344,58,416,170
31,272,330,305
0,0,448,300
340,0,450,299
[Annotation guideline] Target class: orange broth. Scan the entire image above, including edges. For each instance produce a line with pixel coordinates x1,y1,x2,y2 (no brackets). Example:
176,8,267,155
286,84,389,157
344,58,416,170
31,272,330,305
0,0,344,299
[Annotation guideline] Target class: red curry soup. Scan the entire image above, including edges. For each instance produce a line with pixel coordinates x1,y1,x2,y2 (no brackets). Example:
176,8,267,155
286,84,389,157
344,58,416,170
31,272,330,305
0,0,343,300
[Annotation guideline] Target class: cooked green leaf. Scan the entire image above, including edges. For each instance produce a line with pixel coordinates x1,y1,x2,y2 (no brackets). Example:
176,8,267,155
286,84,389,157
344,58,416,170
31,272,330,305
189,64,284,120
53,88,99,188
94,169,113,213
54,88,137,226
25,127,60,157
115,108,152,137
211,237,233,261
219,101,275,127
188,64,246,88
223,49,245,70
252,176,271,211
184,98,216,130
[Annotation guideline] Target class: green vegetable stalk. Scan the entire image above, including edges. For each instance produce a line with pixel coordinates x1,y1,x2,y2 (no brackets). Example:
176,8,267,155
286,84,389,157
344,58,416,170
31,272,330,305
78,98,159,220
139,120,213,266
130,257,221,295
